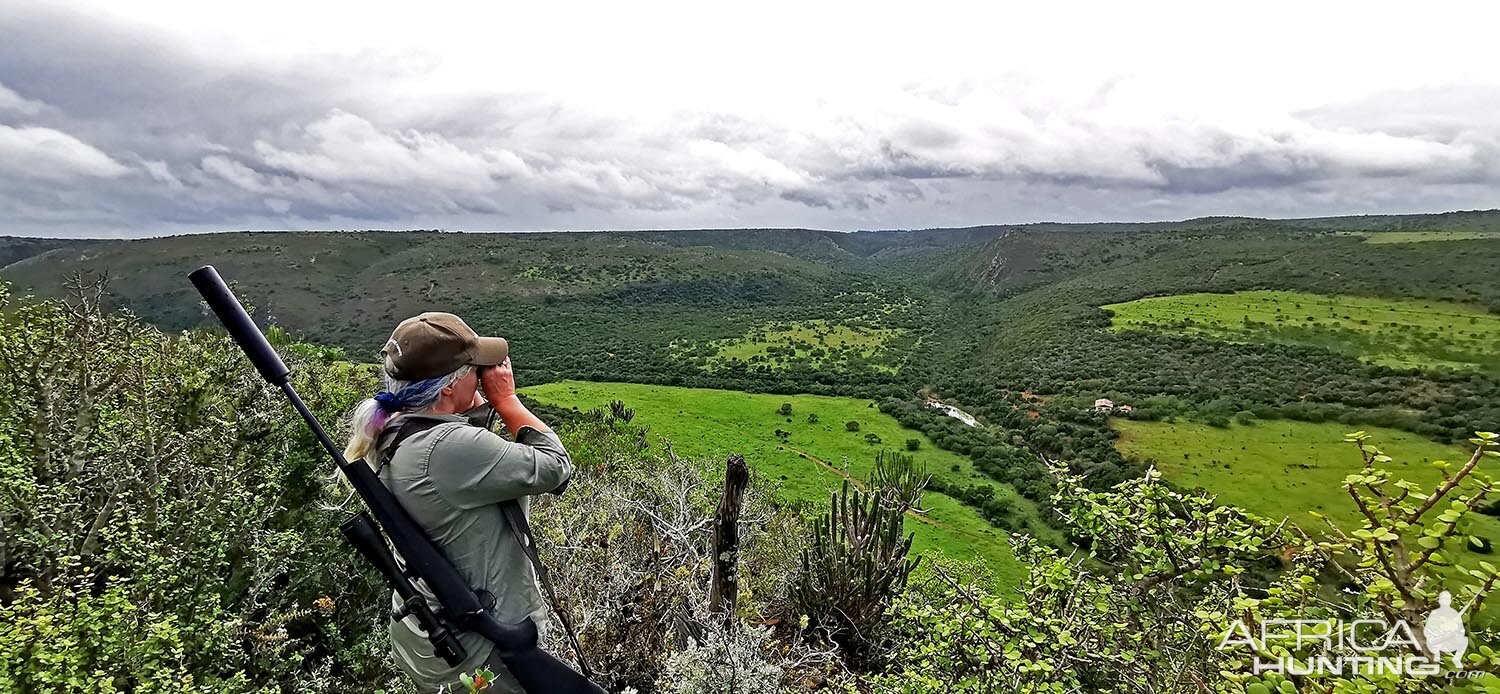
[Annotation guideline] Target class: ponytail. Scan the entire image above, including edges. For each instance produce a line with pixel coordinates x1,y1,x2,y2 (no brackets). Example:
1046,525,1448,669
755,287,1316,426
341,361,474,465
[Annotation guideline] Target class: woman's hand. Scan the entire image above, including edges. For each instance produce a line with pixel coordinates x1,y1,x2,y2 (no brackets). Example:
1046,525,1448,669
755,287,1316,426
480,357,551,436
479,357,517,403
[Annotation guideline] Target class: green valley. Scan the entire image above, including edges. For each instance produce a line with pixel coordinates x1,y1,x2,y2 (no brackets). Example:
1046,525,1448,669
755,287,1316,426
10,10,1500,688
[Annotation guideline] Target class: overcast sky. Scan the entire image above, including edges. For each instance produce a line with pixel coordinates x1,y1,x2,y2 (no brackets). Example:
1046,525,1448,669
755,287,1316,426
2,1,1497,237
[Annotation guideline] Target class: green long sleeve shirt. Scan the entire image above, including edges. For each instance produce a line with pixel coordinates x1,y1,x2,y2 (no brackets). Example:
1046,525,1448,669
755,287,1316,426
374,402,573,693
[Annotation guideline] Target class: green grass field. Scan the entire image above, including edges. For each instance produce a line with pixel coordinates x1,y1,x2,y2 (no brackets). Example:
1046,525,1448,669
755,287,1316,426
1103,290,1500,372
1113,418,1485,530
686,319,902,373
522,380,1050,589
1362,231,1500,244
1113,418,1500,621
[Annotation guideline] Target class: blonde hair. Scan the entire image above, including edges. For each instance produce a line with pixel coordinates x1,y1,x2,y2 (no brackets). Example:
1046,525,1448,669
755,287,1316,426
341,358,474,465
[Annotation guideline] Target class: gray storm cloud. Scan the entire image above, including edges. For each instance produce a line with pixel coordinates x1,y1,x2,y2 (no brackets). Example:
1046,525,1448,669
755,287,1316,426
0,5,1496,237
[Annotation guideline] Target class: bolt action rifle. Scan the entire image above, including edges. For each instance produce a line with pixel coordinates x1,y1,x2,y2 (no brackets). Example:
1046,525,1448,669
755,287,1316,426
188,265,604,694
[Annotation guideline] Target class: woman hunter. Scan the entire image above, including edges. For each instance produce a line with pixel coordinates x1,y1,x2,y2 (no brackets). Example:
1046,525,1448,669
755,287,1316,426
343,312,575,693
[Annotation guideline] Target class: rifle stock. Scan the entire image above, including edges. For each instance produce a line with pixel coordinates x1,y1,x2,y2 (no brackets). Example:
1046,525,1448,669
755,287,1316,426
188,264,603,694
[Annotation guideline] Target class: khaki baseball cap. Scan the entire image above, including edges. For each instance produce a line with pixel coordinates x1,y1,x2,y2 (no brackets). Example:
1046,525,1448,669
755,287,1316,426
381,312,508,381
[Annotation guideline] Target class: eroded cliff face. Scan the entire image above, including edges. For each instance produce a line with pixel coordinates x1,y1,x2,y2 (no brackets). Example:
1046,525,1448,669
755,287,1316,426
956,225,1225,296
0,237,107,273
970,230,1018,288
956,229,1103,295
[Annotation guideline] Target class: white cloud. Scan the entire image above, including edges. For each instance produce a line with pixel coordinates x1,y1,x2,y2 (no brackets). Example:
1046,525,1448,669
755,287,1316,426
0,125,130,182
200,154,270,192
685,140,809,188
253,110,528,193
198,153,358,211
0,82,46,116
170,79,1500,226
141,159,183,188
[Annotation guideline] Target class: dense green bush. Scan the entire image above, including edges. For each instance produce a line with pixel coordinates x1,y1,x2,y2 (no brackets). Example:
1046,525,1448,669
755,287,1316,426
0,279,396,692
864,436,1500,693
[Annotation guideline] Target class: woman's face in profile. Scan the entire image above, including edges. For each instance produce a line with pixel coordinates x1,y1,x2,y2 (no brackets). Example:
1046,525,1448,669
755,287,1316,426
457,368,482,407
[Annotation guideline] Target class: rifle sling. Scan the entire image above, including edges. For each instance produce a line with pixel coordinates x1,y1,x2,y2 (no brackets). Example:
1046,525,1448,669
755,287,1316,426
382,414,594,679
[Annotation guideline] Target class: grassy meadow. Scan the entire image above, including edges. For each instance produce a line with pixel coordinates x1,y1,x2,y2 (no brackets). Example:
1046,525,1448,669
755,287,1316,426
1362,230,1500,244
683,319,903,374
1103,290,1500,372
521,380,1051,588
1114,418,1500,557
1113,417,1500,622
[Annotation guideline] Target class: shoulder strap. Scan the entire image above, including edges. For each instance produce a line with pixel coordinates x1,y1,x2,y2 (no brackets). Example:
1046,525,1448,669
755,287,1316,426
382,414,595,678
392,417,443,444
377,417,446,472
502,501,593,679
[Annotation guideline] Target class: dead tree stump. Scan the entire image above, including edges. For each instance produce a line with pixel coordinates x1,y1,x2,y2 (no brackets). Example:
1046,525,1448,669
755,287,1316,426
709,453,750,626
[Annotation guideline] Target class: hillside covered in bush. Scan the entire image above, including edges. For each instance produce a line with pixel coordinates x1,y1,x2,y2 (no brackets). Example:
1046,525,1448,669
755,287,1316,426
6,280,1500,692
4,212,1500,691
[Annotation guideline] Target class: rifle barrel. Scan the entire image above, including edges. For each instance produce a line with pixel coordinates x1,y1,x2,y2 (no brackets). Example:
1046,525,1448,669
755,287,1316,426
187,265,290,384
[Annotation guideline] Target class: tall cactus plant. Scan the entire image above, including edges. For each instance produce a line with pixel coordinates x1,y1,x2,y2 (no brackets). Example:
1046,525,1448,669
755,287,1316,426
791,459,923,659
869,450,928,512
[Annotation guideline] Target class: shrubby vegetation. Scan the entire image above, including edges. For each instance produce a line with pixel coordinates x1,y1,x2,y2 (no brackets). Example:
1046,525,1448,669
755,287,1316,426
863,435,1500,692
683,319,904,375
523,407,815,691
0,278,396,692
792,454,924,663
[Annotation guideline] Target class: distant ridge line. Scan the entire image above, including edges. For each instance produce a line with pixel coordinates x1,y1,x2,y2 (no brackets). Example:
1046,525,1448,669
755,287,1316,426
2,208,1498,242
